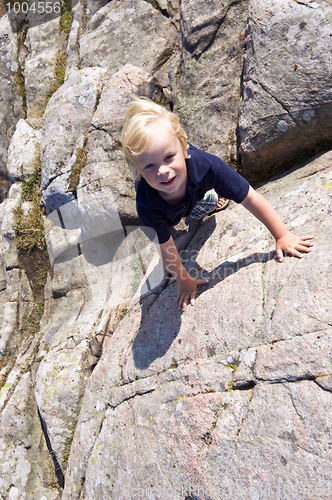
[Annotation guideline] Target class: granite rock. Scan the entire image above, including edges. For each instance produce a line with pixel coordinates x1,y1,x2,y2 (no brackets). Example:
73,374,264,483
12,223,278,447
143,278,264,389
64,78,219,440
7,119,42,182
238,0,332,169
175,0,248,161
79,0,179,79
61,151,332,499
41,66,107,213
0,1,332,498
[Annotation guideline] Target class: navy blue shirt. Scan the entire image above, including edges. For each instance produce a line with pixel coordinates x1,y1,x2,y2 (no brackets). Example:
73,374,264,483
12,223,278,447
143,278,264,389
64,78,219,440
135,143,250,244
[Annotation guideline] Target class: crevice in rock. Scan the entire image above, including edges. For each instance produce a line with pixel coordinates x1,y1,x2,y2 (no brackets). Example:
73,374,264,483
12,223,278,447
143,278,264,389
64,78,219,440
109,387,156,409
181,0,243,60
13,27,29,119
37,407,64,488
285,384,304,421
52,289,67,299
0,366,18,411
143,0,170,19
307,316,332,328
184,18,222,59
314,376,332,393
93,88,102,115
151,43,178,75
68,136,88,196
80,0,88,32
294,442,329,462
294,0,314,8
233,380,256,391
256,373,317,385
256,79,301,127
43,0,73,110
90,123,110,133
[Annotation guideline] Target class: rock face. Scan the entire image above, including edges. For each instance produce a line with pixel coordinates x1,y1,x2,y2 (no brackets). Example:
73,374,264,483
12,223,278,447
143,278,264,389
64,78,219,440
0,0,332,498
41,66,108,213
7,119,42,182
238,0,332,170
60,151,332,499
176,0,248,160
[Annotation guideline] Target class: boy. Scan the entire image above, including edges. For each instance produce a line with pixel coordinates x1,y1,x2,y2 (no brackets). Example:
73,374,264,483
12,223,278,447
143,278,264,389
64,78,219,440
121,97,314,311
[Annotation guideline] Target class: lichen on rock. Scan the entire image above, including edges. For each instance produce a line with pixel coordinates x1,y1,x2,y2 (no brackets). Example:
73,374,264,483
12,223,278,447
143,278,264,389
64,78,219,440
0,0,332,498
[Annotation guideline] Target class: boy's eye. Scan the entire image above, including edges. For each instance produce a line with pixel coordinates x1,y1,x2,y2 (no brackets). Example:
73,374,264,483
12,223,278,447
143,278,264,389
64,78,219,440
165,155,174,161
145,164,154,170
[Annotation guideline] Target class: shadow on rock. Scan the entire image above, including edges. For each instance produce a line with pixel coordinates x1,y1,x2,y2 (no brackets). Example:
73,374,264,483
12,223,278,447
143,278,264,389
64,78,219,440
132,216,277,371
131,308,183,370
202,250,277,289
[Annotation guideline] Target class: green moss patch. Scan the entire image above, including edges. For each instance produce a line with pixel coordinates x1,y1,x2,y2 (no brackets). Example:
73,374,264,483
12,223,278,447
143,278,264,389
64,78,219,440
14,151,52,336
68,145,87,193
14,152,46,253
45,0,73,106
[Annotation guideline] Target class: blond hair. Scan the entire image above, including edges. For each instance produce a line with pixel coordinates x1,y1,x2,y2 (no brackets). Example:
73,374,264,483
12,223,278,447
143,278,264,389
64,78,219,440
121,96,188,181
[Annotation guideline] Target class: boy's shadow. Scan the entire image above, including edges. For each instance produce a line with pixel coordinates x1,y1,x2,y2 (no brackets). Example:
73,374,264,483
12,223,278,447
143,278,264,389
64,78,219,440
132,216,276,370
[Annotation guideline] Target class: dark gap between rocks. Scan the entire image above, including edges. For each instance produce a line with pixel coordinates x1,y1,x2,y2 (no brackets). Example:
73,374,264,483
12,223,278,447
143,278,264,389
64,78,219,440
233,380,256,391
37,407,64,488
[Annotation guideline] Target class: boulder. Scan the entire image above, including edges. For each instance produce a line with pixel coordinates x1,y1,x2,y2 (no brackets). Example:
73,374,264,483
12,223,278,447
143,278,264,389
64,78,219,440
238,0,332,170
23,17,62,118
175,0,248,162
7,119,42,182
0,14,23,186
62,151,332,499
79,0,179,80
0,1,332,498
41,66,108,213
0,372,61,499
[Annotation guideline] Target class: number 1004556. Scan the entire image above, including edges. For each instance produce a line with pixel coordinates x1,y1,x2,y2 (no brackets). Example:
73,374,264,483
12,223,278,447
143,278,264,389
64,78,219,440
6,2,61,15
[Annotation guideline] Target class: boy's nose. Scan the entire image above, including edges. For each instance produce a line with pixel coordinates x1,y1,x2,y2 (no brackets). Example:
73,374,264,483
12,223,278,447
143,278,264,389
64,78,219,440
158,164,170,175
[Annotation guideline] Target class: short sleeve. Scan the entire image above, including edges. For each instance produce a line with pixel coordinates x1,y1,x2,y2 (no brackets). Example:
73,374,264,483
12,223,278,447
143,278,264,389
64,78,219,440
204,153,249,203
136,204,171,244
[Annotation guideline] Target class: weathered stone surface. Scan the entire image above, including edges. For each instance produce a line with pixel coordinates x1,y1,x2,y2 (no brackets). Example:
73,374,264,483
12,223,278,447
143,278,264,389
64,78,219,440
35,184,163,474
85,0,112,24
34,340,99,473
0,300,17,356
7,119,42,182
62,151,332,499
0,372,61,500
79,0,179,79
23,17,62,118
181,0,239,57
1,183,22,270
175,0,248,162
0,14,23,196
1,1,332,498
253,329,332,382
238,0,332,169
41,66,107,213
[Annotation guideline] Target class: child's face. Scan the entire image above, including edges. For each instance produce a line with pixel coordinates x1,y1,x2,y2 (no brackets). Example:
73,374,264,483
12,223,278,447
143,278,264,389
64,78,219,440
137,119,187,202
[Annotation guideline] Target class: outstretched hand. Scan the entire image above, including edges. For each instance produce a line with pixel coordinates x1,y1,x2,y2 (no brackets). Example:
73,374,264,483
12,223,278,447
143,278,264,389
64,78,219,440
276,231,314,262
177,277,209,312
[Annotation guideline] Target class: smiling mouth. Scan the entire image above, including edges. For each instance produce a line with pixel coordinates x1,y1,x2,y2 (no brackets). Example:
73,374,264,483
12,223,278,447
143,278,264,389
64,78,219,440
161,176,175,185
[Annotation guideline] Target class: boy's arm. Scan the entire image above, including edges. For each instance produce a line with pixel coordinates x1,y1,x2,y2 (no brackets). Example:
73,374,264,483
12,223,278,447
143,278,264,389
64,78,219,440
159,236,208,311
241,186,314,261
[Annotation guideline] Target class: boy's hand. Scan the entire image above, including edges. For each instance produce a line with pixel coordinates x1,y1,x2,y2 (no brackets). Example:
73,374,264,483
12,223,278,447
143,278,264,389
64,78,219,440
276,231,314,262
177,277,209,312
